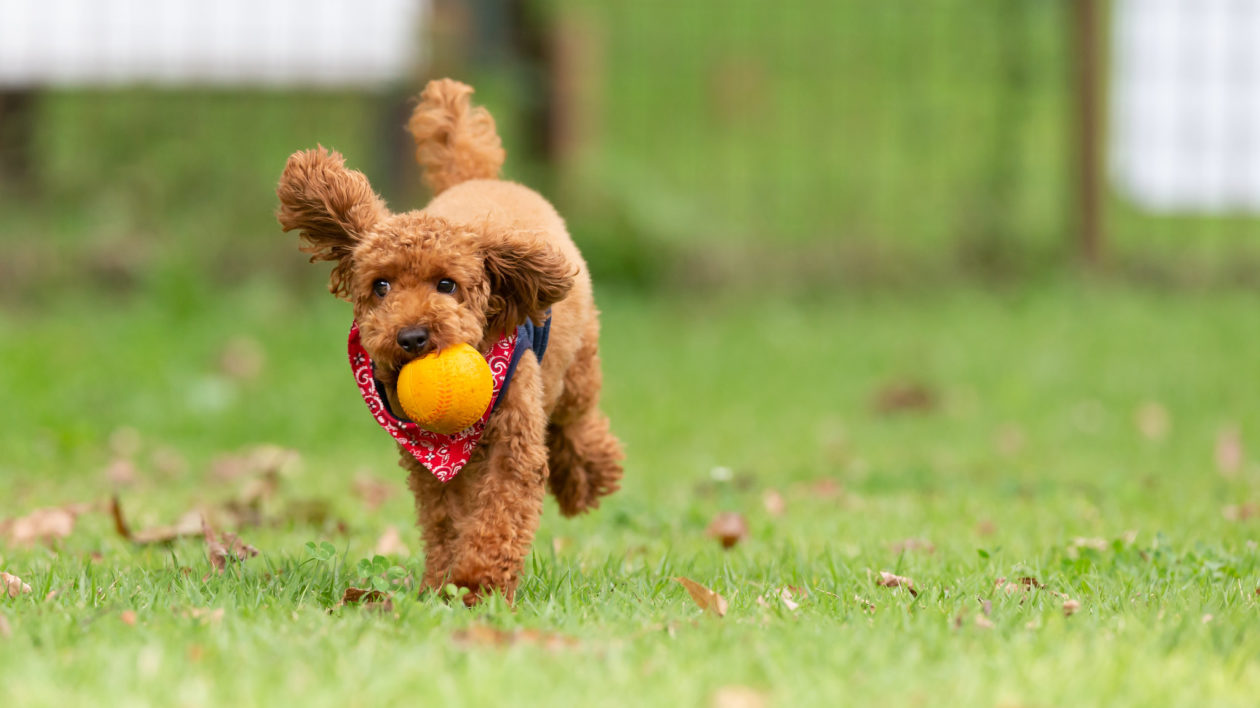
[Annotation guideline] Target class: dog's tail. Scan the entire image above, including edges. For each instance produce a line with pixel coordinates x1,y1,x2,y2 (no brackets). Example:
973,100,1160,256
407,79,505,195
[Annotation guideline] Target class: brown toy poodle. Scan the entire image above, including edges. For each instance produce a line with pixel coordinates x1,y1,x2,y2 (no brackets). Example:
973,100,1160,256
276,78,623,605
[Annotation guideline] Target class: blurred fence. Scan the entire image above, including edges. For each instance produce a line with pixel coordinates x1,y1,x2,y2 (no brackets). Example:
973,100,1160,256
3,0,1260,299
505,0,1260,285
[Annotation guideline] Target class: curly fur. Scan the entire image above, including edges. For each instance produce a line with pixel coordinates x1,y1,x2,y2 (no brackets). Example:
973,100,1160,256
276,78,623,605
407,79,506,196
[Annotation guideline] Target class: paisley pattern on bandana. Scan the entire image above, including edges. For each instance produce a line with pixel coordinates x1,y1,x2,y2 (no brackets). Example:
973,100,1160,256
348,322,516,482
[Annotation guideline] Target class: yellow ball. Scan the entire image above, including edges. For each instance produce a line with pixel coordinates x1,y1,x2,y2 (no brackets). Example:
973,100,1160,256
395,343,493,435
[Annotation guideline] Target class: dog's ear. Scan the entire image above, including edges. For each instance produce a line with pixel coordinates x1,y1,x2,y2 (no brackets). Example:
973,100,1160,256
481,228,577,336
277,146,387,299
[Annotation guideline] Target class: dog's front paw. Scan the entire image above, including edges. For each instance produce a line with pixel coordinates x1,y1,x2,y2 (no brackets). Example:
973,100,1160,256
447,569,516,607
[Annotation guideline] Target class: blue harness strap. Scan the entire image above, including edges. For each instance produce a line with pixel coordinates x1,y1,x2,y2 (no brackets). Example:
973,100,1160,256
493,313,552,412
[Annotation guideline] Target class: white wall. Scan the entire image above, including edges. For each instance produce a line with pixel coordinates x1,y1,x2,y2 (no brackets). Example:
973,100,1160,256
0,0,429,87
1111,0,1260,213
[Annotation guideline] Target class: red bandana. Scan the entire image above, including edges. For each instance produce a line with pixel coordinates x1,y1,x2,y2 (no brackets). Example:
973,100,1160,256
347,322,517,482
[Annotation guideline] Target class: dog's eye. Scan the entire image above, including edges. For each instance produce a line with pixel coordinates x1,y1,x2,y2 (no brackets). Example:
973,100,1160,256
436,278,457,294
372,279,390,298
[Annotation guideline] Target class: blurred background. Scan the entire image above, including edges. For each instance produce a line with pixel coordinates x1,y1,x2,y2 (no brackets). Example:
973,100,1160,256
1,0,1259,508
5,0,1260,302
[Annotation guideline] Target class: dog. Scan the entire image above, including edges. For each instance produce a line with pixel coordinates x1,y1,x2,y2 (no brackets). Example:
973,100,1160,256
277,79,623,605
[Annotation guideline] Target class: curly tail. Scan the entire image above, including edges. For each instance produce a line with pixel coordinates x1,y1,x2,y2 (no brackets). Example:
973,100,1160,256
407,79,505,195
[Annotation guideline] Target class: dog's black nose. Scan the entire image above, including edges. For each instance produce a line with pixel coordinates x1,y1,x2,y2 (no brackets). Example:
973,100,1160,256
396,326,430,353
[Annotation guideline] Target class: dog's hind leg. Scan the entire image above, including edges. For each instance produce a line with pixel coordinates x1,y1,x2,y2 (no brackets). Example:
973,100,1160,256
546,322,624,517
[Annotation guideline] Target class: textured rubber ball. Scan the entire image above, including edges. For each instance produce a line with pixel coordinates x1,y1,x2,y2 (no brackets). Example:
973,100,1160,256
395,343,493,434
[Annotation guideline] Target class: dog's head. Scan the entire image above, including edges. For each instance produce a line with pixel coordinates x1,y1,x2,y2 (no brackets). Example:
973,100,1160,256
277,147,574,391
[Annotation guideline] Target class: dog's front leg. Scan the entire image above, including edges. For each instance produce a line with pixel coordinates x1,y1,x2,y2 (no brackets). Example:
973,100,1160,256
447,354,548,605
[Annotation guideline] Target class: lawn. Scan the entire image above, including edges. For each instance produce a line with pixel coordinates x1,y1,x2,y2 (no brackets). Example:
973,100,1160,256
2,278,1258,706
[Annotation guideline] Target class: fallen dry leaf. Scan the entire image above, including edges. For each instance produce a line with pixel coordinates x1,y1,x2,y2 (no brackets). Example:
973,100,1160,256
353,475,395,511
756,586,801,612
706,511,749,550
374,525,411,557
808,478,843,499
1222,503,1259,522
451,624,578,650
341,587,389,605
994,423,1026,457
184,607,226,624
776,586,800,611
1215,426,1244,477
871,380,938,415
211,444,300,482
711,685,767,708
219,336,265,381
108,427,142,458
2,503,94,547
110,496,203,545
2,572,32,599
104,458,138,486
120,610,137,626
876,571,918,597
761,490,785,517
890,538,936,555
1135,401,1171,441
202,518,258,574
674,577,728,617
974,614,995,629
336,586,394,613
0,614,10,638
1063,598,1081,616
150,446,188,478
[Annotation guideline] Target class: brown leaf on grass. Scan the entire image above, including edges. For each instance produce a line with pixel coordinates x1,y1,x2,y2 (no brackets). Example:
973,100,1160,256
1,503,94,547
756,586,801,612
994,423,1026,457
1135,401,1171,441
451,624,578,650
202,518,258,574
104,458,138,486
807,478,842,499
374,525,411,557
353,475,395,512
876,571,918,597
889,538,936,555
0,614,10,638
110,496,203,545
219,336,265,381
211,445,299,482
706,512,749,550
183,607,225,624
2,572,32,599
761,490,785,517
120,610,137,626
1215,426,1244,477
1067,537,1108,558
150,446,188,478
1062,598,1082,616
1222,503,1259,522
674,577,728,617
336,586,394,613
974,614,995,629
108,427,142,458
871,380,938,415
711,685,767,708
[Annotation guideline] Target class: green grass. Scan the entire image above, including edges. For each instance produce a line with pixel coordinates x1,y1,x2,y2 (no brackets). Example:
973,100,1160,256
3,279,1259,706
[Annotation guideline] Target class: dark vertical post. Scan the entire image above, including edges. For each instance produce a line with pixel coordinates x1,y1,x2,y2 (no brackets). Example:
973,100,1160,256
1073,0,1104,265
0,89,37,191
